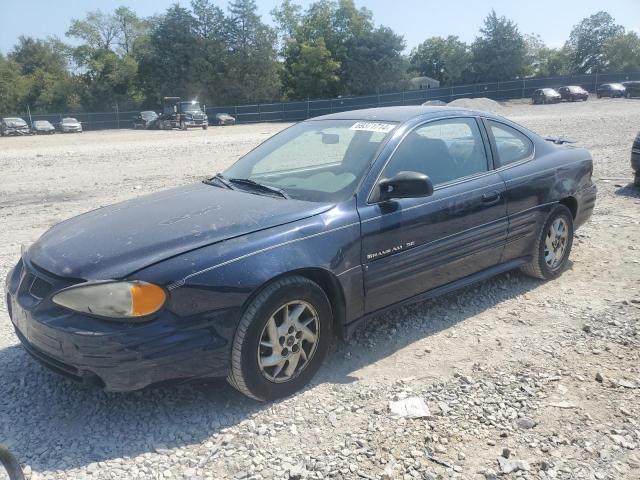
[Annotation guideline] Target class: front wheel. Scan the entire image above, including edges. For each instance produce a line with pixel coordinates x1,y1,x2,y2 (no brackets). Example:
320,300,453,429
202,124,208,130
521,205,574,280
227,275,333,401
634,173,640,187
180,121,187,131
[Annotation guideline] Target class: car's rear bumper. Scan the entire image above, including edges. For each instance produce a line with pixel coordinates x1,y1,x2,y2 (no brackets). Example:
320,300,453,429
5,262,233,392
575,183,597,230
632,137,640,173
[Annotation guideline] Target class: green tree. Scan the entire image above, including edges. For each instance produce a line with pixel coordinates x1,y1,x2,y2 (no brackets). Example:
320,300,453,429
271,0,303,50
566,11,624,73
283,39,339,98
522,34,566,77
190,0,228,104
471,10,526,82
342,26,407,94
138,5,198,102
113,6,148,55
0,54,28,114
67,10,119,50
225,0,281,103
410,36,470,85
603,31,640,72
9,36,78,112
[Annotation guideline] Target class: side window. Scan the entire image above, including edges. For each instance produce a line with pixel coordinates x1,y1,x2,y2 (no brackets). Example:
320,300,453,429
382,118,488,186
488,121,534,167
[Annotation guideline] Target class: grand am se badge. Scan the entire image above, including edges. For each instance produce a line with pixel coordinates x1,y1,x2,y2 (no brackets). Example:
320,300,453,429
367,241,416,260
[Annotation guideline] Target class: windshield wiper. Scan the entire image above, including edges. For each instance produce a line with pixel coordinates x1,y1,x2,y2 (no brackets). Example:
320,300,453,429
228,178,290,199
204,173,235,190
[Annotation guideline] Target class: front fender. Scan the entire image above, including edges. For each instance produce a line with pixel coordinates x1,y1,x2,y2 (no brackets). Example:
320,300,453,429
132,200,363,332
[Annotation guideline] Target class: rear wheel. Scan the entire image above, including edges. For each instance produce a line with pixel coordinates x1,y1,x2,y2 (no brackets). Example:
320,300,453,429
521,205,574,280
180,121,187,131
227,275,333,401
634,173,640,187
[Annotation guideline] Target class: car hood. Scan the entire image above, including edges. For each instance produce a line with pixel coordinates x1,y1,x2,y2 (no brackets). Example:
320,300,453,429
27,183,333,280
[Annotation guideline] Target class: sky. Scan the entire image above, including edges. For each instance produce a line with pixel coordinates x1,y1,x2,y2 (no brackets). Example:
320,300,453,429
1,0,639,54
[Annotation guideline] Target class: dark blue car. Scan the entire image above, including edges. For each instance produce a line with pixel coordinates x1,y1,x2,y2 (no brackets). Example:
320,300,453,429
5,107,597,400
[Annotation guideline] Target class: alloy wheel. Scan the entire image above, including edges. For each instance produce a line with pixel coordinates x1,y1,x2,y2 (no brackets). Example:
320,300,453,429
257,301,320,383
544,217,569,269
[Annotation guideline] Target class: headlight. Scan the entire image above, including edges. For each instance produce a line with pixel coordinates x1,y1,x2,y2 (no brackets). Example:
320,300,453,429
52,281,166,320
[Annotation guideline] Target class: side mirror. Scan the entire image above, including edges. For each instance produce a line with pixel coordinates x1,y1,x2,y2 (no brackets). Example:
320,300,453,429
377,171,434,202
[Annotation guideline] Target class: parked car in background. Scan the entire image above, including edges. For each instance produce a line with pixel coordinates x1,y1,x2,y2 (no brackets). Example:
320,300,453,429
622,81,640,98
214,113,236,126
132,111,159,129
1,117,31,136
59,117,83,133
632,132,640,186
558,86,589,102
31,120,56,135
596,83,626,98
6,106,597,401
532,88,561,104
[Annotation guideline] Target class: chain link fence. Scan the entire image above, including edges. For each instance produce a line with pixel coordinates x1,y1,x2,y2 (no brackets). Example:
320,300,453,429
9,71,639,131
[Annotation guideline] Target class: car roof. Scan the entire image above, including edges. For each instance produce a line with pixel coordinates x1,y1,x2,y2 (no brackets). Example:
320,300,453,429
308,106,502,123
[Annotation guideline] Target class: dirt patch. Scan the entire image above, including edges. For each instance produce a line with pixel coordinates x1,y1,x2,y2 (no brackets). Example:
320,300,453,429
448,97,504,113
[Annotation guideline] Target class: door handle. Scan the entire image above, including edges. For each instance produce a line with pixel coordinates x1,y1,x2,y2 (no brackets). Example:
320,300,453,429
481,191,501,204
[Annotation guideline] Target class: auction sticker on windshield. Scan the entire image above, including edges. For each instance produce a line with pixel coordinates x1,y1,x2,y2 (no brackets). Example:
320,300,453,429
350,121,395,133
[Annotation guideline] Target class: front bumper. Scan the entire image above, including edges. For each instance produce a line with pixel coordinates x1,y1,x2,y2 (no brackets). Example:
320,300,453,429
183,119,207,127
5,259,233,391
3,128,31,135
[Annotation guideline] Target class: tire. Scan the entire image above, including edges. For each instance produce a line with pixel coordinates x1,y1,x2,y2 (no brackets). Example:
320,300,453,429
634,173,640,187
227,275,333,401
180,121,187,131
597,94,601,99
521,205,574,280
0,444,25,480
202,124,208,130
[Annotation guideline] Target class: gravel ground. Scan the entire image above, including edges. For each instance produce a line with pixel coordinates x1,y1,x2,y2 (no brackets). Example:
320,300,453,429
0,99,639,480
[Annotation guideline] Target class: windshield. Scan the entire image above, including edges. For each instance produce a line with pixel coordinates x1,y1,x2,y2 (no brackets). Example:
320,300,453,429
141,111,158,119
63,118,78,124
568,86,584,93
34,121,51,127
223,119,397,202
542,89,557,94
180,102,202,113
610,83,624,89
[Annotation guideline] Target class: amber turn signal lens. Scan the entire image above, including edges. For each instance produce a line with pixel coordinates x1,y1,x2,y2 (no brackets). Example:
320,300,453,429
131,282,166,316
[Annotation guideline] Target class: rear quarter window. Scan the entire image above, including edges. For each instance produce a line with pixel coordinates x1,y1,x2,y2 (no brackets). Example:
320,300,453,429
488,120,534,167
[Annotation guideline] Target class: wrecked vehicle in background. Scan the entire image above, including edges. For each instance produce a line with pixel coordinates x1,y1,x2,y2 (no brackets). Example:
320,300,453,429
132,111,159,129
558,86,589,102
1,117,31,136
532,88,561,104
596,83,626,98
59,117,83,133
31,120,56,135
214,113,236,126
